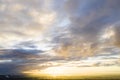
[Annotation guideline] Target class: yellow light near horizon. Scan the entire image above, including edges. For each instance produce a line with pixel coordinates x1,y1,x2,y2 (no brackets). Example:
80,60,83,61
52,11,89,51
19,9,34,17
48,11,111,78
23,66,120,78
23,66,77,77
41,66,70,77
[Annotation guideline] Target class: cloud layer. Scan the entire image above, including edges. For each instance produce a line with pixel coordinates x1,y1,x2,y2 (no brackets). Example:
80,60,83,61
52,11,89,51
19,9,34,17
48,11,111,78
0,0,120,75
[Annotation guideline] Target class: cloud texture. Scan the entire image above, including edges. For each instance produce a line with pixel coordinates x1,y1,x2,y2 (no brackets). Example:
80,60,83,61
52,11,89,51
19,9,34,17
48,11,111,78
0,0,120,75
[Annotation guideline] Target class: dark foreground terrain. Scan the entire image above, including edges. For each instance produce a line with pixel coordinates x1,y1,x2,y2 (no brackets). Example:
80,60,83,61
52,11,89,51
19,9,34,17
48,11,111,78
0,75,120,80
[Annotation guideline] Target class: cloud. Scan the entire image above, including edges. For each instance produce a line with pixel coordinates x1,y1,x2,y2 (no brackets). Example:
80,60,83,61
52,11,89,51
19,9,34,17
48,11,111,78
0,0,120,75
0,48,64,74
113,23,120,47
49,0,120,58
14,41,37,49
0,0,58,49
0,63,22,75
0,49,43,59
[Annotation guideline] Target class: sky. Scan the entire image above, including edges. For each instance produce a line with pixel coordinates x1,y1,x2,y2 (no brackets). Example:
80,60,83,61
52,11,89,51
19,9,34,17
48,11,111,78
0,0,120,76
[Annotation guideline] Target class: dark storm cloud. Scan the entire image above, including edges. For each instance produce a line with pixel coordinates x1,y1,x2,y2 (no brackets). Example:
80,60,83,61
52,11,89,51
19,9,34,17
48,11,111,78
0,49,43,59
0,63,21,75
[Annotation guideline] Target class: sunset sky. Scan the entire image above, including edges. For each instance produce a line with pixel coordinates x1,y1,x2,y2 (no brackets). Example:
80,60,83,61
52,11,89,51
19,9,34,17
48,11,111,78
0,0,120,77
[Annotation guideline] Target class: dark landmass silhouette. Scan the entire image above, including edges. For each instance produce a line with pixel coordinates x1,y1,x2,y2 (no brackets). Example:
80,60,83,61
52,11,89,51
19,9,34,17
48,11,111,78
0,74,120,80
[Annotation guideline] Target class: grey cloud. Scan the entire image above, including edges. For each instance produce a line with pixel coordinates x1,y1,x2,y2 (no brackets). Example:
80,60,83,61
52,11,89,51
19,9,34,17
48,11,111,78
64,0,82,15
50,0,120,58
0,48,67,74
14,41,37,49
0,49,43,59
0,63,22,75
67,0,120,42
113,23,120,47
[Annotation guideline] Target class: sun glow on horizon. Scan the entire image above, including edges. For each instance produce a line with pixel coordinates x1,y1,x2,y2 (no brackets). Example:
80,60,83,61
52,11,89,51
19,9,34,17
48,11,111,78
23,65,120,78
40,66,71,77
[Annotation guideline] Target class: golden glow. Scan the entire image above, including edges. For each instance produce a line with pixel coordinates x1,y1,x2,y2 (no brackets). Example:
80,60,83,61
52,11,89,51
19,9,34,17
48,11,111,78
23,66,120,77
40,66,70,77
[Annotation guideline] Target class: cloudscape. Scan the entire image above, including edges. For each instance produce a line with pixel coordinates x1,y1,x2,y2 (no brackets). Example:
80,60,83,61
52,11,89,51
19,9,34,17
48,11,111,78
0,0,120,79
